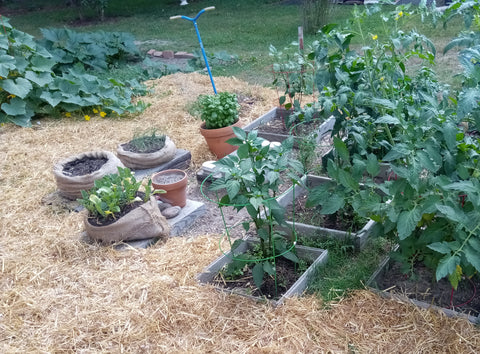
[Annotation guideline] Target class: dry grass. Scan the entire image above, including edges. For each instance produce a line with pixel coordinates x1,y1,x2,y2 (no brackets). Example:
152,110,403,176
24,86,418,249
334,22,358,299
0,72,479,352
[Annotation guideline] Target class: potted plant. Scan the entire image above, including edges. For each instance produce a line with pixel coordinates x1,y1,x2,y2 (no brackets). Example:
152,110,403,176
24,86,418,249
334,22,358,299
117,128,177,169
197,91,241,159
78,166,170,243
151,169,188,208
197,127,328,304
53,150,124,200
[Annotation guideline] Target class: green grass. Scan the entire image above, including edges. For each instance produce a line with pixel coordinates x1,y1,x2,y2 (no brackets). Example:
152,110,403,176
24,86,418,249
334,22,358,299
299,235,393,304
3,0,469,86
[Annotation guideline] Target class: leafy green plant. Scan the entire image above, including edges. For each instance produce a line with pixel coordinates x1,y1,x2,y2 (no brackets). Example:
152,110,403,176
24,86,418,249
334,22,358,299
269,43,314,111
197,91,240,129
303,4,480,289
0,18,148,127
39,27,140,72
78,166,162,221
209,127,304,291
127,128,166,153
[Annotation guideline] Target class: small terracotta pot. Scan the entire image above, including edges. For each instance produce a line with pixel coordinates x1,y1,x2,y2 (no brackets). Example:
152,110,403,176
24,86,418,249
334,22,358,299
152,169,188,207
199,120,242,159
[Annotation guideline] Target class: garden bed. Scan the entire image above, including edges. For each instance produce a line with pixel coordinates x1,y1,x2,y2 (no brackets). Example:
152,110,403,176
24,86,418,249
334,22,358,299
276,175,376,250
197,238,328,306
242,107,335,147
367,254,480,325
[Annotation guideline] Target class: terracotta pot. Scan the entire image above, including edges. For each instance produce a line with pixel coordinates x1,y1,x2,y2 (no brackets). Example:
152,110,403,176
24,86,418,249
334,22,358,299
152,169,188,207
199,119,242,159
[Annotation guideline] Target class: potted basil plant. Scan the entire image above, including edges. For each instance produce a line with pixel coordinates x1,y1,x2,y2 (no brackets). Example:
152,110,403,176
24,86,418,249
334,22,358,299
197,91,241,159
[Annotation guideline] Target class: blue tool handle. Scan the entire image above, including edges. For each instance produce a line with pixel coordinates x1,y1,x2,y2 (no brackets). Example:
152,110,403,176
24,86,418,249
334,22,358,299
169,6,215,21
169,6,217,94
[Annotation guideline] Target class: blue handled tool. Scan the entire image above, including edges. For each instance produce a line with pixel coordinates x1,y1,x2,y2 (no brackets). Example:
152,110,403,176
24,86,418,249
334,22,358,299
170,6,217,94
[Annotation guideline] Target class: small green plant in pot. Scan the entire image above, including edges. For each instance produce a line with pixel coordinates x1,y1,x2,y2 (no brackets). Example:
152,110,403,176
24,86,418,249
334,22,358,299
78,166,169,243
116,128,177,169
125,128,167,153
205,127,308,299
197,92,241,159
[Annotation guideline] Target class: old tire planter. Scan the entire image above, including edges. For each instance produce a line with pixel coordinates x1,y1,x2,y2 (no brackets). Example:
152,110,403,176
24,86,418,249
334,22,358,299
152,169,188,208
53,150,124,200
84,196,170,243
199,120,242,159
116,136,177,169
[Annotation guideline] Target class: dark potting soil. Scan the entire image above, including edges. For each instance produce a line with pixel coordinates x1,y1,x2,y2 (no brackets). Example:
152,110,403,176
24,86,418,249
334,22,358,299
86,192,145,227
62,156,107,176
213,256,306,300
377,261,480,317
286,194,366,232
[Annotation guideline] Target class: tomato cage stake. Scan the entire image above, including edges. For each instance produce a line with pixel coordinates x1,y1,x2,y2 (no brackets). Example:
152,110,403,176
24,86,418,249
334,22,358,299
170,6,217,94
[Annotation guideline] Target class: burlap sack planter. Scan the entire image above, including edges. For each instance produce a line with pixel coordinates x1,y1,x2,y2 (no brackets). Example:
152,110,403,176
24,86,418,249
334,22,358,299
84,196,170,244
116,136,177,169
53,150,124,200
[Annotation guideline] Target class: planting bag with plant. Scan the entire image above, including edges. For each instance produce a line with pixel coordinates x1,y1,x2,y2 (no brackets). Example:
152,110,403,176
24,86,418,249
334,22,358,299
117,136,176,169
84,196,170,243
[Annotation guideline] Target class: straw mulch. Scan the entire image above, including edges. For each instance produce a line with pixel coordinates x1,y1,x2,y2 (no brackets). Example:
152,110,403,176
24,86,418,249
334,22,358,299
1,72,479,352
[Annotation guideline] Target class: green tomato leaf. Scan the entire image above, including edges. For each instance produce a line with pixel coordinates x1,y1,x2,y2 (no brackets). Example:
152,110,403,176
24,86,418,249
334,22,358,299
427,242,452,255
320,194,344,215
397,207,422,240
436,255,460,282
464,244,480,273
366,153,380,177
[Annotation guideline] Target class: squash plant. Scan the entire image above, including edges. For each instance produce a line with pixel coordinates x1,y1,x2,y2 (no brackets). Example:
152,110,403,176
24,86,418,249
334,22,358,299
208,127,304,290
0,17,147,127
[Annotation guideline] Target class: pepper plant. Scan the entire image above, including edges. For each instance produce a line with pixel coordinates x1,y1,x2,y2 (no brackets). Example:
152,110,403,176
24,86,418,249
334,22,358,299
208,127,304,290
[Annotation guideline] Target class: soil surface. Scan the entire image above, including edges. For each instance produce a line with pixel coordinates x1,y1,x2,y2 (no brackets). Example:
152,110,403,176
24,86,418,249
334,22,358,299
212,256,307,300
62,156,107,176
152,171,185,185
376,261,480,317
